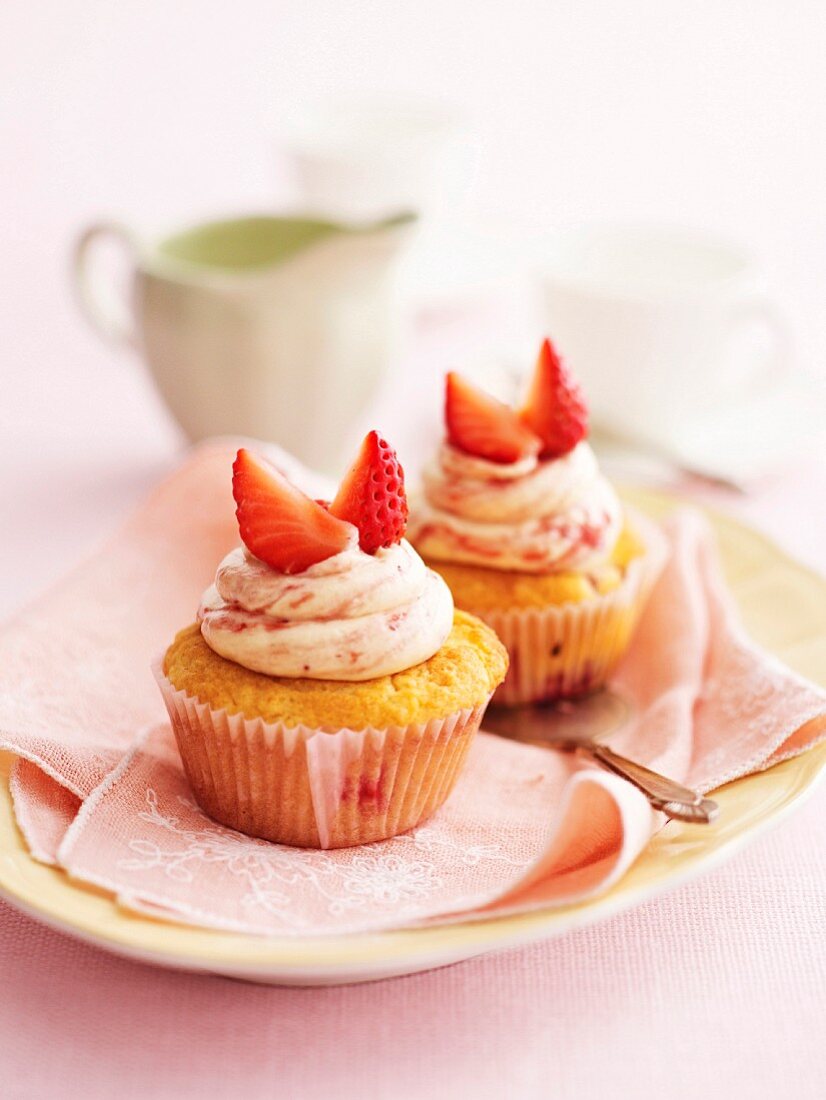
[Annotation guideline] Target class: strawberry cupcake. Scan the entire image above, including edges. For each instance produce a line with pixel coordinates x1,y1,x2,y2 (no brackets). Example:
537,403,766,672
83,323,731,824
156,433,507,848
407,339,665,705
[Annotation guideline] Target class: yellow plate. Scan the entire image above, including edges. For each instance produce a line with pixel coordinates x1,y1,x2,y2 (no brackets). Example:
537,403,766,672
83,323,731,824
1,487,825,985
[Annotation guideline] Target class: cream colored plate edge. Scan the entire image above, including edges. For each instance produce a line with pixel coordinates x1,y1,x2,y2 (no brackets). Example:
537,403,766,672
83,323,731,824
1,487,825,985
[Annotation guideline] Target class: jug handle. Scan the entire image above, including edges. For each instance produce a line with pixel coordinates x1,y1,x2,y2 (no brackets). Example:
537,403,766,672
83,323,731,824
72,221,140,349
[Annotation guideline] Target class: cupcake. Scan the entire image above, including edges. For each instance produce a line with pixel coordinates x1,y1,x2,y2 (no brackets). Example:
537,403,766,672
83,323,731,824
155,432,507,849
407,339,665,705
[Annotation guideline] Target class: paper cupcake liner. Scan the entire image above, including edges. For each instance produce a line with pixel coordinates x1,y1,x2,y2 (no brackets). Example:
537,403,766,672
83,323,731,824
471,513,668,706
153,662,488,849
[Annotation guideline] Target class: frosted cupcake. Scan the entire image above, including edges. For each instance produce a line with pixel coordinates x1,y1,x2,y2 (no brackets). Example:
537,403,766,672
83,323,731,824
407,339,664,704
156,433,507,848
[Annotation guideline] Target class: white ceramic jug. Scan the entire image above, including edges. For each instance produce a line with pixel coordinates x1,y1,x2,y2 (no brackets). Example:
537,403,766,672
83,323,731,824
73,212,415,471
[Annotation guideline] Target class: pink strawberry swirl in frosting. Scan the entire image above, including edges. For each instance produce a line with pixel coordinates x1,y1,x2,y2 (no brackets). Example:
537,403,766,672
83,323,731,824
198,538,454,681
407,441,622,573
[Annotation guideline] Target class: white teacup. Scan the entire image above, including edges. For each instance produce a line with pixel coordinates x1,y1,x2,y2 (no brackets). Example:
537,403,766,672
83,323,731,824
536,225,789,449
72,213,414,472
283,96,464,221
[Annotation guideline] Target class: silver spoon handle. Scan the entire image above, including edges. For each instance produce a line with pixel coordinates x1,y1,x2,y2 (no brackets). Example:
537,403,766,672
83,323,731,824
577,743,719,824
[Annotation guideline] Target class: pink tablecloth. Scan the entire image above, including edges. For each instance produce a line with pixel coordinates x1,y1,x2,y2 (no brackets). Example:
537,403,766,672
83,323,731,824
2,794,825,1100
2,320,826,1098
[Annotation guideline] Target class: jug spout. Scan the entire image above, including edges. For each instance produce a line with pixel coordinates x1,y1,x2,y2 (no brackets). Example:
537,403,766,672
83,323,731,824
276,209,417,306
326,210,418,272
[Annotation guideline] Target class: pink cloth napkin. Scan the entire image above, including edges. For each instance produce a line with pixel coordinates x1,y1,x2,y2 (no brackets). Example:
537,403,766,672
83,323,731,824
1,440,824,936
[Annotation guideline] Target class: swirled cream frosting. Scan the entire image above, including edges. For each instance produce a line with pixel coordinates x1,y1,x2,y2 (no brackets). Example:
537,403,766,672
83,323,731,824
198,538,454,681
407,441,622,573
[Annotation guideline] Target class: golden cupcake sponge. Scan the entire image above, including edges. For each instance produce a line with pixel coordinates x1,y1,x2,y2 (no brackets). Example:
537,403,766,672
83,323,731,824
164,610,507,731
423,522,645,612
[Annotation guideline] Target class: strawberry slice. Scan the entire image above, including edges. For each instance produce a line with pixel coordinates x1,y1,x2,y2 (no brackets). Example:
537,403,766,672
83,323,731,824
330,431,408,554
232,449,355,573
445,371,541,464
519,338,589,458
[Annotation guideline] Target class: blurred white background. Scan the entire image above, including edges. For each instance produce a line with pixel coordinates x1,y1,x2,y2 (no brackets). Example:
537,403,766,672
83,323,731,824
1,0,825,601
5,0,826,413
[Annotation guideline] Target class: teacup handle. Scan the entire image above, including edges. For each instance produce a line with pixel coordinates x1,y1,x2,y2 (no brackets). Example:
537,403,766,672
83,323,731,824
72,221,140,349
726,295,794,394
